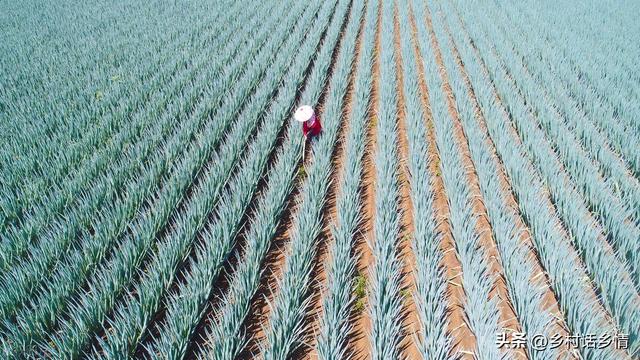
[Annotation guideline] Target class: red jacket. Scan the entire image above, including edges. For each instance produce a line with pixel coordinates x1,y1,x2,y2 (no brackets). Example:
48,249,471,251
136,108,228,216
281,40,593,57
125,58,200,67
303,118,322,138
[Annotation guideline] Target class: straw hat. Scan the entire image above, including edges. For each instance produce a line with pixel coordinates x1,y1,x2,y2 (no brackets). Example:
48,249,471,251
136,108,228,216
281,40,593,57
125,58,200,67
294,105,315,122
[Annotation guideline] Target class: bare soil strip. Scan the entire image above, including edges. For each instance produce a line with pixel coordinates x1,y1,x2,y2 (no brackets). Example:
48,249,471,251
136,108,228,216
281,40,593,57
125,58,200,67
451,9,626,358
391,4,420,359
348,1,381,358
443,21,575,359
421,7,527,359
407,7,476,358
236,188,300,359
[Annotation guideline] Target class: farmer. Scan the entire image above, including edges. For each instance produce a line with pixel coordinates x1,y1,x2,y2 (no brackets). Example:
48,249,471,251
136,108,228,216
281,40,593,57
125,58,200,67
295,105,322,140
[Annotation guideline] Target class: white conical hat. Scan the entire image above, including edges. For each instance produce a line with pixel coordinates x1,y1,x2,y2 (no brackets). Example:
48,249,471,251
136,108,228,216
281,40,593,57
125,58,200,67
294,105,315,122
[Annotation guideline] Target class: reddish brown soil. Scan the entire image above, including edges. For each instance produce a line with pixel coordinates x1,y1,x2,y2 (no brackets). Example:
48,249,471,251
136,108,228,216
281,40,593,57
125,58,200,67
391,5,420,359
407,7,476,359
236,186,299,359
348,1,381,358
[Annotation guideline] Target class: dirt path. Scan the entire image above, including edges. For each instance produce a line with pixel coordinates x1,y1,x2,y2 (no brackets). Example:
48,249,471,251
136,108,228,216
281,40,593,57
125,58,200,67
391,4,420,359
406,7,476,358
236,185,299,359
442,25,575,358
420,6,527,359
348,1,381,358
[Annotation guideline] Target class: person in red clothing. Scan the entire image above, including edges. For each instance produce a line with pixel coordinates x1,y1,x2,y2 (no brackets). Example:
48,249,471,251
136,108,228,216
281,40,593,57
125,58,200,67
295,105,322,139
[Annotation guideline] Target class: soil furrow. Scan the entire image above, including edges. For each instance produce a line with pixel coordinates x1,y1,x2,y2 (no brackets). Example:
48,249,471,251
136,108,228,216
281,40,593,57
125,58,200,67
407,6,475,358
391,4,420,359
236,188,299,359
348,0,381,358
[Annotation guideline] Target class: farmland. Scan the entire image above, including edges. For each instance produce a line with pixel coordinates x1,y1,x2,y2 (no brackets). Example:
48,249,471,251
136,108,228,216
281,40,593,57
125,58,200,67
0,0,638,359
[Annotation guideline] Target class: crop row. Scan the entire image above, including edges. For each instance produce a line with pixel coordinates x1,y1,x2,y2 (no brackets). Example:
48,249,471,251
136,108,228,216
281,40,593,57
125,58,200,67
0,0,244,273
450,1,640,354
365,1,405,358
0,0,271,350
442,0,631,357
396,1,451,358
102,0,341,358
315,0,377,357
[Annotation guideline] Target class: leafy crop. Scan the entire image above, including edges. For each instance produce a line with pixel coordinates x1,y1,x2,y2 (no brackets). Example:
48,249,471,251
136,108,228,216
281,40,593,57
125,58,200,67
1,0,638,359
